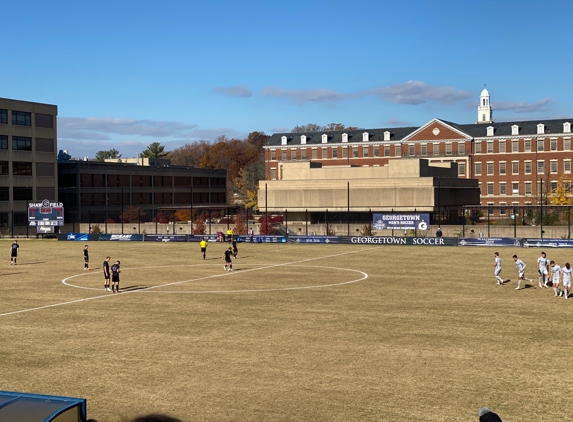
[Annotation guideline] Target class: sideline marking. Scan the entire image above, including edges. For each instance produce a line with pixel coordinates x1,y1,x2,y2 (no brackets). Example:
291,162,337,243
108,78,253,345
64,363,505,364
0,247,374,318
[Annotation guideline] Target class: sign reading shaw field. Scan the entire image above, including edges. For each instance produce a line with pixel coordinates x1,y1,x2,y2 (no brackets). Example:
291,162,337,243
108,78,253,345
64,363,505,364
372,213,430,231
28,199,64,226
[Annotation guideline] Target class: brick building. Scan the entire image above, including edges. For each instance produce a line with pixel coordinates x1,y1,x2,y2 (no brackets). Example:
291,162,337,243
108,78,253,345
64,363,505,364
263,88,572,214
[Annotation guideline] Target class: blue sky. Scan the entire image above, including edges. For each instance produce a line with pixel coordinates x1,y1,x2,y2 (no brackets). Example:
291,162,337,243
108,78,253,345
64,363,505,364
3,0,572,158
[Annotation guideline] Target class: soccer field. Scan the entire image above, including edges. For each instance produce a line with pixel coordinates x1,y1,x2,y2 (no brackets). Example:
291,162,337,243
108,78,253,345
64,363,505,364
1,240,572,421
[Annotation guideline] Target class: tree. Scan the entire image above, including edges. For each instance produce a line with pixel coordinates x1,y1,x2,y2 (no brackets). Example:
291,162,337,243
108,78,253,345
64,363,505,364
193,217,206,235
291,123,323,133
141,142,168,158
258,215,274,235
119,206,145,223
95,149,121,162
168,140,212,166
175,209,191,222
548,179,573,205
235,162,265,208
233,214,246,235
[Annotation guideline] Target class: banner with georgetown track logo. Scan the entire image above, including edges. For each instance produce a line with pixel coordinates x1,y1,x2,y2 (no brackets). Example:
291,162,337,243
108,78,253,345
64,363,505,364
458,238,522,247
339,236,457,246
523,238,573,248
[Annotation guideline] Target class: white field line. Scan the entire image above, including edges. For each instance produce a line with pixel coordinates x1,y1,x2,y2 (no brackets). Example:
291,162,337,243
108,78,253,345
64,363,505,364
0,247,374,318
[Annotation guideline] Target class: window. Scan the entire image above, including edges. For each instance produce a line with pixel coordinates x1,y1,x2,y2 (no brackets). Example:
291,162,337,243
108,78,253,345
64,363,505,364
395,145,401,157
525,182,532,195
0,135,7,149
512,140,519,152
537,160,545,174
13,187,32,201
12,111,31,126
565,160,571,173
421,144,427,156
270,168,277,180
0,161,8,175
475,162,482,175
433,143,439,155
301,149,306,159
500,182,506,195
363,147,369,158
565,181,572,193
291,148,297,159
487,162,494,175
525,161,532,174
499,141,506,153
487,203,494,215
551,139,557,151
458,162,466,176
373,146,379,157
512,182,519,195
322,147,327,159
332,148,338,158
409,144,415,156
353,148,359,158
0,110,6,124
342,148,348,158
270,150,276,160
565,138,571,151
384,146,390,157
13,161,32,176
446,143,452,155
500,203,507,215
537,139,544,151
458,142,465,154
12,136,32,151
487,141,494,153
499,162,506,175
475,142,482,154
524,139,531,152
312,149,317,159
0,187,8,201
487,183,494,195
284,149,290,160
551,181,558,191
550,160,558,173
512,161,519,174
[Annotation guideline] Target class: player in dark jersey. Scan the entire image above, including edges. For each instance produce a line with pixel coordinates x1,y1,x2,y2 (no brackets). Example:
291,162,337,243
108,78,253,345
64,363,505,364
232,237,238,259
10,240,19,265
83,245,90,270
222,247,233,272
111,260,121,293
103,256,111,291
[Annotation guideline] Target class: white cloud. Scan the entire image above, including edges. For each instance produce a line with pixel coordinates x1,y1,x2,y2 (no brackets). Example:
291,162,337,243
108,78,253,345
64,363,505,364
369,81,473,105
494,99,551,113
213,85,253,98
262,86,348,105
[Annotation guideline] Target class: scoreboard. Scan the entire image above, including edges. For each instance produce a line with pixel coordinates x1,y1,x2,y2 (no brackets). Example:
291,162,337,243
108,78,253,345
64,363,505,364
28,199,64,226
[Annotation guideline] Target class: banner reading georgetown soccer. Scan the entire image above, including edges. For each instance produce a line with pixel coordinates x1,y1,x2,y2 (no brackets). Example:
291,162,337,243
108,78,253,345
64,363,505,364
372,213,430,231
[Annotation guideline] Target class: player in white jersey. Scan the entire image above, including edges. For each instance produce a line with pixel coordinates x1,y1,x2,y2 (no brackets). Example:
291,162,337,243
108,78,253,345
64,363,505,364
537,252,550,288
513,254,534,290
493,252,503,285
550,260,562,297
561,263,572,300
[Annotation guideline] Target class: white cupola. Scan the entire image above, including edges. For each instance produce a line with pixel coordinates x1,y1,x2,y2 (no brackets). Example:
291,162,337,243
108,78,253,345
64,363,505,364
477,85,493,124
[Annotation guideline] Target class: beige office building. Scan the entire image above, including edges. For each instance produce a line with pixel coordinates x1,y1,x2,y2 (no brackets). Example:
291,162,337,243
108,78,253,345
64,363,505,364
0,97,58,226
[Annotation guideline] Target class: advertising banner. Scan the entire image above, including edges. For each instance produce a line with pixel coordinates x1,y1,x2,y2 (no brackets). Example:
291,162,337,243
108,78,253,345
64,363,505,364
287,236,340,244
64,233,89,241
458,238,522,247
255,235,287,243
188,234,219,243
339,236,457,246
373,213,430,231
523,239,573,248
144,235,188,242
99,234,143,241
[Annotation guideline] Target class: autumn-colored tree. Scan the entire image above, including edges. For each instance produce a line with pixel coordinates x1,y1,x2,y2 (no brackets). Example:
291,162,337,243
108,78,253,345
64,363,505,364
259,215,274,235
119,206,145,223
235,162,265,208
548,179,573,205
291,123,323,133
193,217,206,235
152,213,171,224
175,209,191,222
168,140,212,166
233,214,246,235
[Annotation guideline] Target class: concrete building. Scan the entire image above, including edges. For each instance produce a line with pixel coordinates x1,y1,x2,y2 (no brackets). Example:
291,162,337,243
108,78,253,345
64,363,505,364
263,88,573,214
258,159,479,224
0,97,58,226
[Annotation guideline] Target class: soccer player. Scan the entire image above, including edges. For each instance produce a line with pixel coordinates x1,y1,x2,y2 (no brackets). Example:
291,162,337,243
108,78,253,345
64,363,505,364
9,240,19,265
493,252,503,285
199,238,208,260
550,260,562,297
222,247,233,272
232,237,238,259
83,245,90,270
537,251,550,288
103,256,111,292
111,260,121,293
562,263,572,300
513,254,533,290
